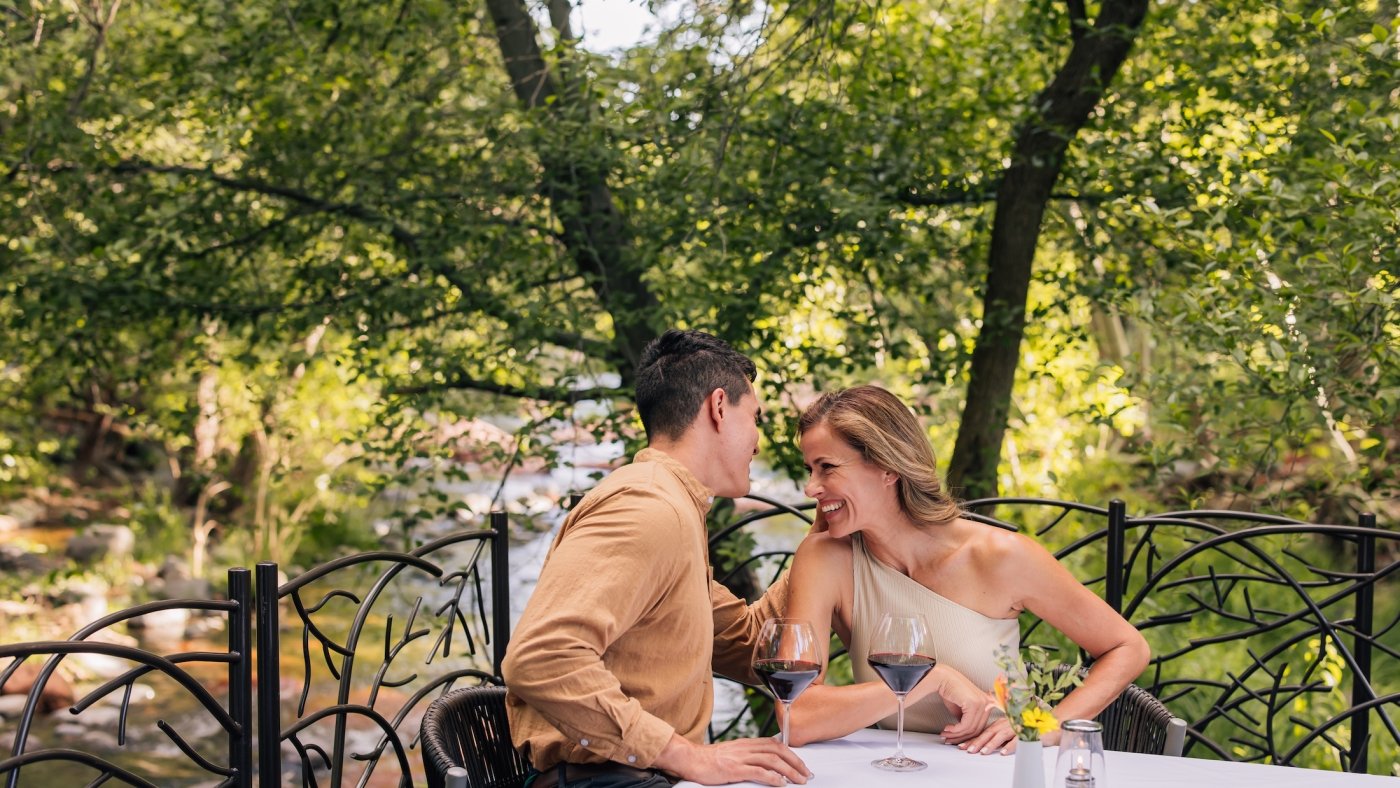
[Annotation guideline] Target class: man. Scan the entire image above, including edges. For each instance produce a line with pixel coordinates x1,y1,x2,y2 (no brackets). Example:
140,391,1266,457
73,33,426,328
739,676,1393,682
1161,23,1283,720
503,329,810,788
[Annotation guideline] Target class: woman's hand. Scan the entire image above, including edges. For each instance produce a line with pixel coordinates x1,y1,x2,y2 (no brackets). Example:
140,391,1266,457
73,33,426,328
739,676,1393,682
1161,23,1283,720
955,716,1018,755
928,666,997,745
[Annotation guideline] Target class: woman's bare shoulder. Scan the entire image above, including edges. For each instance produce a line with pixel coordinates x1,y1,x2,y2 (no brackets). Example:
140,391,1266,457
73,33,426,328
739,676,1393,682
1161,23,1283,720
797,530,855,560
957,517,1048,570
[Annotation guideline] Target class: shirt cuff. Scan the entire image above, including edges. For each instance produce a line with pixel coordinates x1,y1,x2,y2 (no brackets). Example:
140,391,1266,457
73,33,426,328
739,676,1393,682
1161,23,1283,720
596,710,675,768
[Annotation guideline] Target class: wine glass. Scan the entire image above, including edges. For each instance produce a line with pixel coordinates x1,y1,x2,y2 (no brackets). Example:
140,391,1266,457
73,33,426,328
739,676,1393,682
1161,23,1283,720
868,613,935,771
752,618,820,748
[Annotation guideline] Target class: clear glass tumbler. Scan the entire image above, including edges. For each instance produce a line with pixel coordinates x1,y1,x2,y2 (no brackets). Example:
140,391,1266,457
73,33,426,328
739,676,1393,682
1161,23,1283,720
1053,719,1107,788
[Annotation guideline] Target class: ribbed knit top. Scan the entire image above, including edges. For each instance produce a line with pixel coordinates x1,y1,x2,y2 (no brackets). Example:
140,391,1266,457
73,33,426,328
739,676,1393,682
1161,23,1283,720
849,532,1020,734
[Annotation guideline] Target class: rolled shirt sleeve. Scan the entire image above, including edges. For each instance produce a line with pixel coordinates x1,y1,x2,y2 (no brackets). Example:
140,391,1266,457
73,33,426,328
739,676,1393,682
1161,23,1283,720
503,465,716,770
711,569,790,684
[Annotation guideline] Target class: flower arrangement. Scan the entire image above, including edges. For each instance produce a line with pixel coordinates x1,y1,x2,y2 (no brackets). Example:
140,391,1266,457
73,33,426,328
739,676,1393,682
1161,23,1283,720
993,644,1082,741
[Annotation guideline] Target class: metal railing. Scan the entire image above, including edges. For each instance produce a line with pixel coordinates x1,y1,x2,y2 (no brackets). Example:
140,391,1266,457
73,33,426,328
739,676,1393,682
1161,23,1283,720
709,496,1397,773
0,513,510,787
3,498,1393,780
0,567,254,787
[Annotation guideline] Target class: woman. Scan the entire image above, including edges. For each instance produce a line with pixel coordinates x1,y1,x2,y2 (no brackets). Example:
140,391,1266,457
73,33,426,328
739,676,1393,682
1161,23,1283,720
784,385,1149,754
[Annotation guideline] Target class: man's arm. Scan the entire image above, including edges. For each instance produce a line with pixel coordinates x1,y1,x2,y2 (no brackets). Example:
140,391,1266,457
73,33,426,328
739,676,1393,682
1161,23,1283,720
710,570,790,683
502,489,682,767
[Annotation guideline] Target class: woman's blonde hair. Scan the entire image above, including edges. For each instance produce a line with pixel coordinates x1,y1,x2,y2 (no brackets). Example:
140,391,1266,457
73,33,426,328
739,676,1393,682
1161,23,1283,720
798,385,961,526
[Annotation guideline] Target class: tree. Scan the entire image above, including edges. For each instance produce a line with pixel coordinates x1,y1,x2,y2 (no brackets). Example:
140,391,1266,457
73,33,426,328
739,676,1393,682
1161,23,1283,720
1,0,1394,556
946,0,1151,498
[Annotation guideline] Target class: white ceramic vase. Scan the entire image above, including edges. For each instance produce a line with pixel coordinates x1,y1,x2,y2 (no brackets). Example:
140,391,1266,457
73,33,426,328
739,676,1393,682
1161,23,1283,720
1012,739,1045,788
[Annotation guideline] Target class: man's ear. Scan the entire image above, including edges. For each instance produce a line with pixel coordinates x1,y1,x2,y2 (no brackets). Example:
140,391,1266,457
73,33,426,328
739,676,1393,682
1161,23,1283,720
705,387,728,429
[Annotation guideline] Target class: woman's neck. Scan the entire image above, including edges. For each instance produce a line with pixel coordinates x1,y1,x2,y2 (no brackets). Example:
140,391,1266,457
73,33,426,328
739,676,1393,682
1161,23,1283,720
859,513,955,576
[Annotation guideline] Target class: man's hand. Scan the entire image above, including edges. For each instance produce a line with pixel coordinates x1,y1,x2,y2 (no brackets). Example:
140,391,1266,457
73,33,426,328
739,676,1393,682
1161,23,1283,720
653,733,812,786
929,666,996,746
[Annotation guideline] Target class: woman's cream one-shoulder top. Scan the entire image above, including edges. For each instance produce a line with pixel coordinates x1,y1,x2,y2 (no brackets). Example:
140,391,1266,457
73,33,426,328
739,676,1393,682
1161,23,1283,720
848,532,1020,734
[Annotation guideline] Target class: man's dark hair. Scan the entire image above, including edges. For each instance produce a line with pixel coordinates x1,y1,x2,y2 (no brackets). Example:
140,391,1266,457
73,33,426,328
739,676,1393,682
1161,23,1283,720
635,329,757,441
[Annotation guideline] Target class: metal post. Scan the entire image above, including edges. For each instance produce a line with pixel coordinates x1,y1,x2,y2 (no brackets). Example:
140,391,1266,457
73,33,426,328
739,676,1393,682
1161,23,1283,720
227,567,254,788
255,562,282,788
1349,512,1376,772
1106,499,1127,613
491,510,510,677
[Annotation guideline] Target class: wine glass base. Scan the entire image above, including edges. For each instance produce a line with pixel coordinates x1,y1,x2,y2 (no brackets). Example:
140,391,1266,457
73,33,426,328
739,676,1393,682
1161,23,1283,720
872,756,927,772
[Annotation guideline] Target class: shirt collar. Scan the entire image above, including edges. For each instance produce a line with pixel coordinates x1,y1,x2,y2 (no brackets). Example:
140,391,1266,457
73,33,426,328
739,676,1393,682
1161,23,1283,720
634,447,714,514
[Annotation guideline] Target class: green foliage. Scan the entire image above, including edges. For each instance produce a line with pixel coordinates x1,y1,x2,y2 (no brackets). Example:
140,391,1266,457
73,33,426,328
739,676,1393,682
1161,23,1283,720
126,482,189,564
995,644,1082,741
0,0,1396,768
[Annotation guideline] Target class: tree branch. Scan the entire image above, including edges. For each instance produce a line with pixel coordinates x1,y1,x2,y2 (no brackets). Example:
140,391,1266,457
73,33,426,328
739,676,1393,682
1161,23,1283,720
390,372,623,402
103,159,421,252
897,186,1109,206
69,0,122,115
1066,0,1088,42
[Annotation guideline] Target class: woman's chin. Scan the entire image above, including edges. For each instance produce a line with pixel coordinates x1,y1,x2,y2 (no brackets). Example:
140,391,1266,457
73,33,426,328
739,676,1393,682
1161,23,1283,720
825,515,857,539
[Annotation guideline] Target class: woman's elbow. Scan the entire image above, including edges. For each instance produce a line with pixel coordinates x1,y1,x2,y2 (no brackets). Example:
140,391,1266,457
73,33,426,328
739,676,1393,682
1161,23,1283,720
783,703,822,747
1120,629,1150,677
785,719,821,748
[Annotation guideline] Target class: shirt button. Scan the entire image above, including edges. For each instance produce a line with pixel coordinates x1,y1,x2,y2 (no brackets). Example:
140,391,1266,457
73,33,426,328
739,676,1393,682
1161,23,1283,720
580,739,590,747
627,755,637,764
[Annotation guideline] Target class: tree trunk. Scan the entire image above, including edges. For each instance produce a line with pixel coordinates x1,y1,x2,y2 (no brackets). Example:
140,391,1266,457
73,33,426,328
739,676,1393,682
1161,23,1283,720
483,0,659,383
947,0,1151,499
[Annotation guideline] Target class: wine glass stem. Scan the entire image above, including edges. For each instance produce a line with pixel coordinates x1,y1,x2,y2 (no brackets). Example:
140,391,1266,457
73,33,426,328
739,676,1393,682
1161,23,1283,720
780,701,792,748
894,694,906,759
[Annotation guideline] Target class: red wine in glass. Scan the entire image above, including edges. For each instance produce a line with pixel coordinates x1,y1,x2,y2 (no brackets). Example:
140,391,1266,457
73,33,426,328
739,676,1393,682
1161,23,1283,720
753,618,820,748
869,614,933,771
755,658,821,702
868,652,937,695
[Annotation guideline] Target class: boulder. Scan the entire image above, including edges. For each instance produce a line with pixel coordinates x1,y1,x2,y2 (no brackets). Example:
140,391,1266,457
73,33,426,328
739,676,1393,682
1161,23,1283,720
0,499,44,532
0,544,54,574
0,662,76,714
125,606,190,645
65,524,135,564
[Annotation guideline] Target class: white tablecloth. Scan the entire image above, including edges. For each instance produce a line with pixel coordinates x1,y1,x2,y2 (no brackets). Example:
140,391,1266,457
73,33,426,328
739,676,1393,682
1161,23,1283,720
675,729,1396,787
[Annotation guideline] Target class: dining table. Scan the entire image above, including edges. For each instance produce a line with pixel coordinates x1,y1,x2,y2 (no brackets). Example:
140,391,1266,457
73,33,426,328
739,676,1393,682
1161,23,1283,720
674,728,1397,787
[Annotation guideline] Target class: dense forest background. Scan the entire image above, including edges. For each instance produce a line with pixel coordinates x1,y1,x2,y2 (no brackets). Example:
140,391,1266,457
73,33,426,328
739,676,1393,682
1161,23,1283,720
1,0,1395,574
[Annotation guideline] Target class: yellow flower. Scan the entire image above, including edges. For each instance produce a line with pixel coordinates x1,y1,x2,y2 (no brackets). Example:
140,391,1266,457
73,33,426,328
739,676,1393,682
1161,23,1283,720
1020,707,1058,738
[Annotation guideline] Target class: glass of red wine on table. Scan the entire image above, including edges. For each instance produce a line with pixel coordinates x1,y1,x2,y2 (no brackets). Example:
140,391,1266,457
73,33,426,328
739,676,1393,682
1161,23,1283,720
752,617,821,749
868,612,936,771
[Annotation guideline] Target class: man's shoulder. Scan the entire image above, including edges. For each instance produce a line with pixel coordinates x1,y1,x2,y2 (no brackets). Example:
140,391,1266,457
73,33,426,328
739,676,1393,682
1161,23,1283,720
578,457,687,505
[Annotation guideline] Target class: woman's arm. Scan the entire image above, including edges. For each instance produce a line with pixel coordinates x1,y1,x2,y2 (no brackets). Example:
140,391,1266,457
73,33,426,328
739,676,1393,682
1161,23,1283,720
781,534,992,746
783,532,907,745
960,533,1150,754
1026,542,1150,732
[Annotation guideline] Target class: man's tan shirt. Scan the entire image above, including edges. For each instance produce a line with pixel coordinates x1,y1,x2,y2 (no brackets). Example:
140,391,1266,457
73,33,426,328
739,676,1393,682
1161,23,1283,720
502,448,789,772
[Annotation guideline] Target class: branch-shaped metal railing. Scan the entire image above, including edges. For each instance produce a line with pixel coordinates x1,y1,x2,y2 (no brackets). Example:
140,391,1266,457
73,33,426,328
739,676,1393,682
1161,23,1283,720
707,496,1395,772
256,512,509,787
3,500,1388,779
0,566,252,787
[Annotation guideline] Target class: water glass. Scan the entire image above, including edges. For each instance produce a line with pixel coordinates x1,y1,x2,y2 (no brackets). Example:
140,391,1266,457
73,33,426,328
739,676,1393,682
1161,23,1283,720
1053,719,1107,788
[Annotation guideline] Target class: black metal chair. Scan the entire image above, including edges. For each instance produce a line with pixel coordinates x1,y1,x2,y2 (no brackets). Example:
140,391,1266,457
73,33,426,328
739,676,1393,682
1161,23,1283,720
1055,665,1187,756
1099,681,1188,756
421,686,534,788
